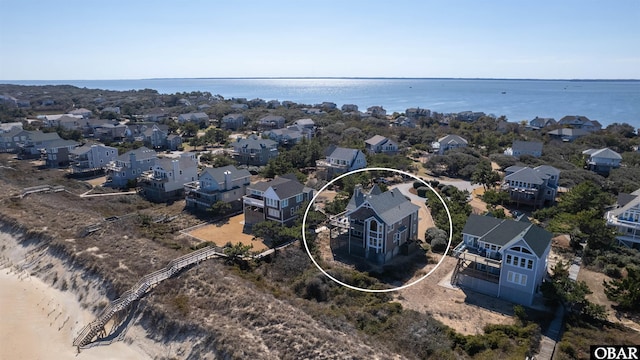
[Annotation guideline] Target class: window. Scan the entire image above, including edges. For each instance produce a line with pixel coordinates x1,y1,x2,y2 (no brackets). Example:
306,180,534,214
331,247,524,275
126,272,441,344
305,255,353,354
282,198,288,207
267,208,279,218
527,260,533,269
506,254,512,264
296,193,304,203
507,271,527,286
290,207,295,216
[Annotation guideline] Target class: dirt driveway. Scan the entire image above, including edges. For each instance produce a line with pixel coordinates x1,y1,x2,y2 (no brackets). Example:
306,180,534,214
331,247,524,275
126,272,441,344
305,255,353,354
395,255,516,335
187,214,269,252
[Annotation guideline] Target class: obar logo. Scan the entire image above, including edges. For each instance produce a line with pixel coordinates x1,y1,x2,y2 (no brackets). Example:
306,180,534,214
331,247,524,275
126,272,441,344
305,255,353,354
591,346,639,360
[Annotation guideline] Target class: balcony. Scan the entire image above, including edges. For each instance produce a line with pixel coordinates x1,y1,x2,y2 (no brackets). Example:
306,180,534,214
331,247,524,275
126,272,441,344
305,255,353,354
105,162,123,172
140,171,169,183
501,183,539,195
243,195,264,208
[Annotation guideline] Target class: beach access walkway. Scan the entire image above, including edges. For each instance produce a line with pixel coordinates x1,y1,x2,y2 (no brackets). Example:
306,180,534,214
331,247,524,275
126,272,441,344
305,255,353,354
73,246,226,350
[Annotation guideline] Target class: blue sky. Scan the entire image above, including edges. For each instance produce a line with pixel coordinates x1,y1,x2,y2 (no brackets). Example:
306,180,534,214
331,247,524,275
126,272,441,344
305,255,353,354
1,0,638,80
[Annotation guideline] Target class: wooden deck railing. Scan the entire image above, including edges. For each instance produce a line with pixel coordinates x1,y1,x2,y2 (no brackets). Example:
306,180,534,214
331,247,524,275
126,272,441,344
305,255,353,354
73,246,226,349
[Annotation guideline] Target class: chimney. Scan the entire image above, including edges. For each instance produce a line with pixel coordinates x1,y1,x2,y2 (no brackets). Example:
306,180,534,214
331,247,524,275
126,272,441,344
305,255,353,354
224,170,232,190
172,159,179,179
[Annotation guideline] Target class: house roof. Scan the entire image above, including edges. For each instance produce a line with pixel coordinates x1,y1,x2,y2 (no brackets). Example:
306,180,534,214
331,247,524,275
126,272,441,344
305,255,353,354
512,140,543,153
180,112,209,119
69,144,93,155
582,148,622,160
249,174,310,199
222,113,244,120
610,188,640,217
462,214,551,257
117,146,156,161
44,139,80,149
365,135,388,147
559,115,591,124
259,115,285,122
504,167,546,184
438,134,468,145
293,118,314,126
347,186,419,225
327,146,362,162
202,165,251,183
547,128,589,137
232,134,277,150
27,131,61,142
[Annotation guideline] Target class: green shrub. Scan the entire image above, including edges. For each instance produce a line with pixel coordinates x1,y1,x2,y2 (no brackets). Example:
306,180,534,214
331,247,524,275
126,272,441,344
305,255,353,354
604,264,622,278
416,186,429,198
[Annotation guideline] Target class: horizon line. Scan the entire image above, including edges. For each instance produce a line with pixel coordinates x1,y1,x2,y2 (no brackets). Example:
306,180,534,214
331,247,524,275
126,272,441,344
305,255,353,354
2,76,639,82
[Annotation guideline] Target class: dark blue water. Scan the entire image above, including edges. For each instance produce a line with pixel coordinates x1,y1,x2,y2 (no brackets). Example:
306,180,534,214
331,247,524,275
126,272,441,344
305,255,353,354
6,78,640,127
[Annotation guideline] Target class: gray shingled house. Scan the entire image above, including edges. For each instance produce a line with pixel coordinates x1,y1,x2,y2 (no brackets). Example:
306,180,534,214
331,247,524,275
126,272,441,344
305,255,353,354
231,134,279,166
343,185,420,264
582,147,622,175
502,165,560,208
316,145,367,180
243,174,314,226
106,147,158,187
184,165,252,211
452,214,552,306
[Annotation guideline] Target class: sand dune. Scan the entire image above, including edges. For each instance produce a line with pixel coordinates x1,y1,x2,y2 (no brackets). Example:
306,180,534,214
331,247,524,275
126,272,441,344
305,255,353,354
0,269,151,360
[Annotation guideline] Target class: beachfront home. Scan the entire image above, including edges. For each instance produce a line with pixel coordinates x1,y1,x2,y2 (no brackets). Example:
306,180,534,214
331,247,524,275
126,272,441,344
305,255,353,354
0,128,29,153
316,145,367,180
529,117,556,129
243,174,314,226
451,214,552,306
366,106,387,118
558,115,602,132
230,134,279,166
139,153,198,202
184,165,252,211
504,140,543,158
69,144,118,175
106,147,157,188
343,185,420,264
43,139,81,168
16,131,63,159
292,118,316,133
582,148,622,175
365,135,399,155
405,107,430,119
502,165,560,208
606,189,640,249
432,134,468,155
341,104,359,113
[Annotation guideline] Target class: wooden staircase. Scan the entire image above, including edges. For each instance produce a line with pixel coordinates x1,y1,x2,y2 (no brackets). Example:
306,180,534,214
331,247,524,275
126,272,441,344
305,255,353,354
73,246,225,349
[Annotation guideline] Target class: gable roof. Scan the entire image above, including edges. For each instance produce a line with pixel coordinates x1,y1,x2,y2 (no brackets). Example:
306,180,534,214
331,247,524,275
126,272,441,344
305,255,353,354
117,146,156,161
582,148,622,160
347,186,419,225
462,214,551,257
201,165,251,182
232,134,277,150
547,128,589,137
327,146,362,162
249,174,310,199
365,135,388,147
27,131,61,142
438,134,468,145
43,138,80,149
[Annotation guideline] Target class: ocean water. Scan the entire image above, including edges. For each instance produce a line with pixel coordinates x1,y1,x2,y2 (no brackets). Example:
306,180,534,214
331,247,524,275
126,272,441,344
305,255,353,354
6,78,640,127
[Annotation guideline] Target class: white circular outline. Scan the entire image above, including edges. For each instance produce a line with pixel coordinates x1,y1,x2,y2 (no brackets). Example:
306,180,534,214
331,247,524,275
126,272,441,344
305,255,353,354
302,167,453,293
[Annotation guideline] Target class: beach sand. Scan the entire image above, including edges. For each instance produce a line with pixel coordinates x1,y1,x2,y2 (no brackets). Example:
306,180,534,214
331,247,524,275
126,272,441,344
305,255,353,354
0,229,152,360
0,270,151,360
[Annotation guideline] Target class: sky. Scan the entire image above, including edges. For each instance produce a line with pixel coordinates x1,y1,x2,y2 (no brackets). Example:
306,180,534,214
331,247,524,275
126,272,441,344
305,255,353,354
0,0,639,80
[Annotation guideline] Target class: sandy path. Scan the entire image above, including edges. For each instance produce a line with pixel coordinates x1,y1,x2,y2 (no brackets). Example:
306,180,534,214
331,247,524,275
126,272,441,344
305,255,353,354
0,269,150,360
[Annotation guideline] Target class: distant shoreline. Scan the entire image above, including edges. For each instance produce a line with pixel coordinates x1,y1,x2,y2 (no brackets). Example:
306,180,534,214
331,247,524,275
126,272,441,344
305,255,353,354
2,77,640,82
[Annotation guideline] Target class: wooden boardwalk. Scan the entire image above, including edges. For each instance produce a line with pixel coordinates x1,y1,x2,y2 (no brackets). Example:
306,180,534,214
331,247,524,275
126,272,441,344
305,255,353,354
73,246,226,349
